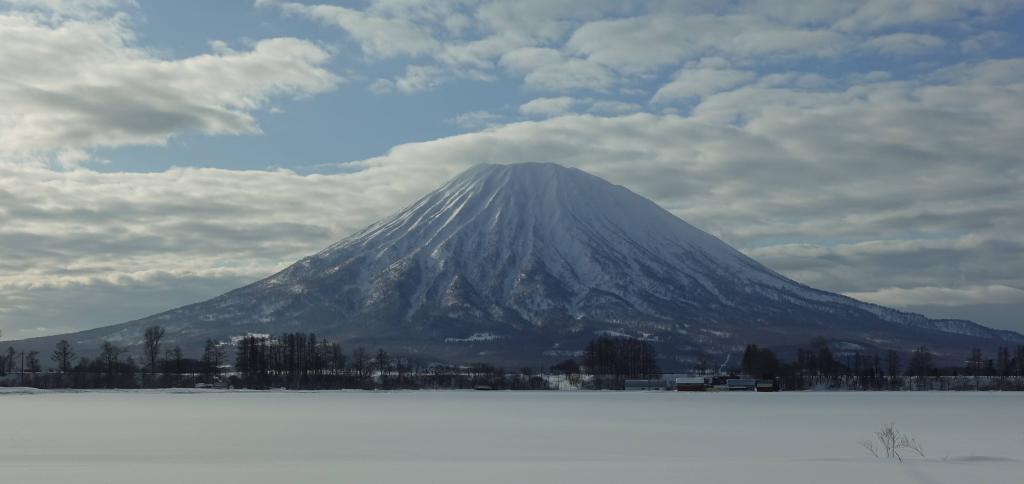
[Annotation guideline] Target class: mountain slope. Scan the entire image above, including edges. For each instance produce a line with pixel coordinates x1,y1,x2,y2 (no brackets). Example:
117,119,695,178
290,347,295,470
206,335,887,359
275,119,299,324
10,163,1022,365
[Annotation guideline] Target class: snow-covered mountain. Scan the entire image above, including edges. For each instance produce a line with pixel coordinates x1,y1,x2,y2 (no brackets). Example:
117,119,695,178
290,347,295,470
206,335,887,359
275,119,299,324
12,163,1023,365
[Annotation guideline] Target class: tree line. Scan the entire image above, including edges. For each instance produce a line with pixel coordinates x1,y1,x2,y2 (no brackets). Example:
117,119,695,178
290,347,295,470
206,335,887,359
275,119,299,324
547,336,660,389
5,328,1024,391
232,333,552,390
735,338,1024,391
0,326,551,390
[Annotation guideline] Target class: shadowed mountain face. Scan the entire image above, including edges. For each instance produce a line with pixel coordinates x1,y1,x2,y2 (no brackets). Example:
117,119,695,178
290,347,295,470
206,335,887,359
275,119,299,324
11,163,1023,366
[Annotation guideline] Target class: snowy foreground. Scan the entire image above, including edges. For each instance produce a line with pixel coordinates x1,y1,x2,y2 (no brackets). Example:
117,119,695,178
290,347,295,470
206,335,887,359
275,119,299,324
2,390,1022,484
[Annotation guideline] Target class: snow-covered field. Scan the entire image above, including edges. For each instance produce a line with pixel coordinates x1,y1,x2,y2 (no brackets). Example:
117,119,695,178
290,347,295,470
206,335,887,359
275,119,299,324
2,390,1022,483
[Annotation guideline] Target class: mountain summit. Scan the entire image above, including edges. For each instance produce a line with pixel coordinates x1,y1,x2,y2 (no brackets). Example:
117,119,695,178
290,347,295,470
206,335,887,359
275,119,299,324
14,163,1022,365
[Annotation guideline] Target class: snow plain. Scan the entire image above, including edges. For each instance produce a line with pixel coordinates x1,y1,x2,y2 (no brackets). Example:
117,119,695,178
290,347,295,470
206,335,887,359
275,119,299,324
2,390,1022,484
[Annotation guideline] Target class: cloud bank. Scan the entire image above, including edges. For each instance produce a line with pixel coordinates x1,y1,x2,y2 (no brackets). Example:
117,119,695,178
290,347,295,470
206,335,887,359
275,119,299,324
1,0,1022,338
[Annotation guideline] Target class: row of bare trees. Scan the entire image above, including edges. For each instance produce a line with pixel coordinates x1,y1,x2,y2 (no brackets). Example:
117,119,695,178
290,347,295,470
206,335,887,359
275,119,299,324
8,327,1024,391
1,324,231,388
734,338,1024,390
1,341,76,376
580,336,660,378
231,332,550,390
545,337,661,389
0,325,555,390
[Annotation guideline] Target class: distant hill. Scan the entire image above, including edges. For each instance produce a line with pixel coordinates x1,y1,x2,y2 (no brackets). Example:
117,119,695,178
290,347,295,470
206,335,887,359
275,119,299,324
10,163,1022,367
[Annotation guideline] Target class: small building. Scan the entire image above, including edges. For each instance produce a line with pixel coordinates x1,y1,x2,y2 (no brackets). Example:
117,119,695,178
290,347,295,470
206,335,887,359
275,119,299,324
675,376,708,392
624,379,666,391
755,380,776,392
726,378,757,391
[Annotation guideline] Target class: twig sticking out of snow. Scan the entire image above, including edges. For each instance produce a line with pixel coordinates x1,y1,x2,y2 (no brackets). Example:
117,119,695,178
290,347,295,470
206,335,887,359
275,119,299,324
859,440,879,458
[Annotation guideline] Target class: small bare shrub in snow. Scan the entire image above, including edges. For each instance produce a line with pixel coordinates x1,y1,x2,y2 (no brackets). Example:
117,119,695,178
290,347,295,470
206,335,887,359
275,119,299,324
859,439,879,458
862,423,925,462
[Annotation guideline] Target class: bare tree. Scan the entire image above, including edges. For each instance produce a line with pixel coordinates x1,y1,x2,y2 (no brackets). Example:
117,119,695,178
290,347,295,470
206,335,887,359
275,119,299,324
375,348,392,378
26,351,41,373
351,347,370,383
51,339,75,373
966,348,984,377
741,344,780,378
552,358,583,387
328,343,346,375
582,336,660,378
996,347,1011,376
907,346,933,377
143,325,165,373
99,341,125,374
165,346,183,374
884,350,901,377
867,423,924,462
201,339,225,376
0,339,7,376
859,439,879,458
6,346,16,373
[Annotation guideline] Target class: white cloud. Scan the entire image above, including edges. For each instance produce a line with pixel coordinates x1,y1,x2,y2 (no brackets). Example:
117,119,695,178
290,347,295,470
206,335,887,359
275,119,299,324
652,67,756,102
519,97,576,117
256,0,1024,101
747,236,1024,298
586,100,641,114
0,5,339,158
0,158,449,300
567,14,847,74
1,0,133,17
500,47,614,91
4,0,1024,337
864,32,945,56
371,64,447,94
368,78,395,94
5,50,1024,334
831,0,1021,32
267,0,440,58
961,31,1012,54
54,148,92,168
450,110,503,129
846,285,1024,308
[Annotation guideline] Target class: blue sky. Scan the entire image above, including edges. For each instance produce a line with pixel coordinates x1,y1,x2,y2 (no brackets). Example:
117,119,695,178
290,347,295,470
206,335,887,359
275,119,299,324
90,0,1024,174
1,0,1024,339
101,1,531,173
